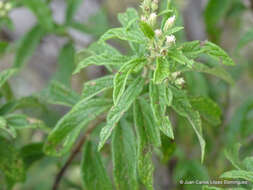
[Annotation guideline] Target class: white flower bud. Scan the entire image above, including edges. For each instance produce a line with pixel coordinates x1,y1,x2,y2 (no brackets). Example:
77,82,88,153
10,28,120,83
155,29,162,37
171,72,181,79
5,3,12,11
148,13,157,26
166,35,176,45
163,15,176,31
175,78,185,86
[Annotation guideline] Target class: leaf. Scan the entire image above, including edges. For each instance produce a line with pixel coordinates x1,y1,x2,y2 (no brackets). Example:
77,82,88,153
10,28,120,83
40,80,80,107
168,50,194,68
81,141,113,190
0,116,16,138
74,53,130,74
98,76,144,150
118,8,139,29
237,28,253,50
99,28,145,44
0,136,25,183
113,57,145,104
202,41,235,66
82,75,114,101
22,0,54,30
224,143,242,170
14,25,45,68
112,120,138,190
139,21,154,39
149,82,174,139
170,85,206,162
180,40,204,59
164,26,184,36
20,143,44,169
44,98,112,156
153,57,170,84
190,96,222,126
54,42,75,86
0,68,17,89
133,100,156,190
220,170,253,182
65,0,83,24
242,157,253,172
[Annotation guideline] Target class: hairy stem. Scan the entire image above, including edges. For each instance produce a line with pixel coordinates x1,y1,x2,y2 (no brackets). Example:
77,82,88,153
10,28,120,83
52,115,106,190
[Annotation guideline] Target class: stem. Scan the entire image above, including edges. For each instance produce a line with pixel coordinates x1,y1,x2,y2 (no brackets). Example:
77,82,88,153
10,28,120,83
52,115,106,190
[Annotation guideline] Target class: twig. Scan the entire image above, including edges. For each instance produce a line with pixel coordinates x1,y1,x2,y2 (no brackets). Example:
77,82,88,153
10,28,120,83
52,115,106,190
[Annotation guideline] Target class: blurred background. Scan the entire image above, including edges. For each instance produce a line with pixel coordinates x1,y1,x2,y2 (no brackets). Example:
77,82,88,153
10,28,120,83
0,0,253,189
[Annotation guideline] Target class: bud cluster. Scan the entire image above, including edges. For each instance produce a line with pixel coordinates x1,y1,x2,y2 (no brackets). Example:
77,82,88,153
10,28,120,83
170,72,185,88
0,1,12,17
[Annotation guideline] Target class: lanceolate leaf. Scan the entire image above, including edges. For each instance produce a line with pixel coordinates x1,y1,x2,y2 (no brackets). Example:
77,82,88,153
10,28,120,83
170,85,206,162
82,75,114,101
118,8,139,29
169,50,194,68
81,141,113,190
0,68,17,89
14,25,45,68
44,98,112,156
220,170,253,183
112,120,138,190
224,143,242,170
65,0,83,24
153,57,170,84
22,0,54,31
133,100,156,190
98,76,144,150
40,80,80,107
113,58,145,104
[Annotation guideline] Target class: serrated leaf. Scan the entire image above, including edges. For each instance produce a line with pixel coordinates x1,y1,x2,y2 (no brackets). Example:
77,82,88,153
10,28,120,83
65,0,83,24
0,68,17,89
118,8,139,29
22,0,54,30
149,82,174,139
190,96,222,126
139,21,154,39
153,57,170,84
168,50,194,68
99,28,145,44
98,76,144,150
112,120,138,190
164,26,184,36
133,100,156,190
81,141,113,190
224,143,242,170
170,85,206,162
220,170,253,182
0,136,25,183
54,42,75,86
113,57,145,104
82,75,114,101
40,80,80,107
14,25,45,68
202,41,235,65
44,98,112,156
181,40,204,59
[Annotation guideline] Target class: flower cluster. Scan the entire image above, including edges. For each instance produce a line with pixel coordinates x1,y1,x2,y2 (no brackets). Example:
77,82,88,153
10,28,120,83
140,0,176,58
0,1,12,17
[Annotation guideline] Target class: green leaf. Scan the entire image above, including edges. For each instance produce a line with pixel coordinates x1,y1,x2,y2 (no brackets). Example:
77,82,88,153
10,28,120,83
149,82,174,139
202,41,235,66
237,28,253,50
118,8,139,29
81,141,113,190
170,85,206,162
44,98,112,156
0,136,25,183
164,26,184,36
133,100,156,190
242,157,253,172
220,170,253,182
54,42,75,86
180,40,204,59
139,21,154,39
99,28,145,44
0,116,16,138
14,25,45,68
113,57,145,104
190,96,222,126
0,68,17,89
65,0,83,24
98,76,144,150
224,143,242,170
168,50,194,68
82,75,114,101
40,80,80,107
112,120,138,190
22,0,54,30
153,57,170,84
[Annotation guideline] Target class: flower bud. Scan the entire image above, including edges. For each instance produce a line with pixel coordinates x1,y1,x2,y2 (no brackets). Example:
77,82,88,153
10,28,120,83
171,72,181,79
163,15,175,31
175,78,185,86
151,2,158,11
155,29,162,38
148,13,157,26
166,35,176,45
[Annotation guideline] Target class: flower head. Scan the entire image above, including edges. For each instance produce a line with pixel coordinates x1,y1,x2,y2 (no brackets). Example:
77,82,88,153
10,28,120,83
148,12,157,26
155,29,162,38
164,15,176,31
166,35,176,45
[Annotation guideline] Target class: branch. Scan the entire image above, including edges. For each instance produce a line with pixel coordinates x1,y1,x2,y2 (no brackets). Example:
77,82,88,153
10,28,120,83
52,115,106,190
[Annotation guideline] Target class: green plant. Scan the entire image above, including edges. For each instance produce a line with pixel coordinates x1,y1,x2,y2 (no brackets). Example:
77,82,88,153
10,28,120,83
0,0,244,190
